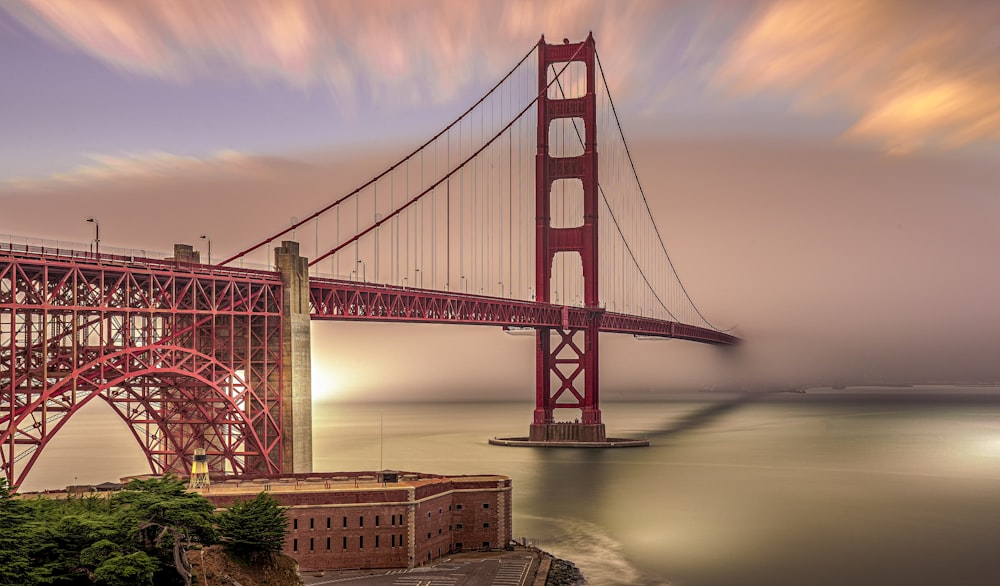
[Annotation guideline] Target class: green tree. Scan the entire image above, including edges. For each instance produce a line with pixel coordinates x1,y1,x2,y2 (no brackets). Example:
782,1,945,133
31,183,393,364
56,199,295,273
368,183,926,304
93,552,157,586
0,479,33,585
111,476,216,585
23,510,122,584
79,539,124,570
112,476,216,547
216,491,289,562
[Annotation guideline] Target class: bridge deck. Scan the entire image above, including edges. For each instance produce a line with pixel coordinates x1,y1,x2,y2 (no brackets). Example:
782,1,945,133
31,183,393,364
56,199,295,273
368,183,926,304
308,277,738,345
0,245,736,346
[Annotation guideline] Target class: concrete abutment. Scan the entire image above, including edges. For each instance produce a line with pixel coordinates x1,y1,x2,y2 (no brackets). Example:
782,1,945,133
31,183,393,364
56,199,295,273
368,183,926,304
275,241,313,473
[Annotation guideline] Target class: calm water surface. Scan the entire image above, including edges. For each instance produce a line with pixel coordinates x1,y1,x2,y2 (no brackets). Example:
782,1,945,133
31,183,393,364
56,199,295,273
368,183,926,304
28,390,1000,585
314,393,1000,586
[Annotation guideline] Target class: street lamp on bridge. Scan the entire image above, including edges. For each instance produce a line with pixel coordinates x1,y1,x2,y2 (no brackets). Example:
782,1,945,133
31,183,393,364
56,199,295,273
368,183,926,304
200,234,211,264
357,260,366,282
414,268,422,288
85,218,100,258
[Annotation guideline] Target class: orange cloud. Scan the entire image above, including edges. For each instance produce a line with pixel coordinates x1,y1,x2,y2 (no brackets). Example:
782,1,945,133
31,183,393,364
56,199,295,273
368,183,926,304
6,0,714,111
3,150,257,188
717,0,1000,152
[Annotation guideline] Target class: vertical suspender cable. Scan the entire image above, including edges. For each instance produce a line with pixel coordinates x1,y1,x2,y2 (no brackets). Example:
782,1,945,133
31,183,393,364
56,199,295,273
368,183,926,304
392,169,397,284
447,130,451,289
420,149,424,286
508,75,513,297
405,160,410,285
354,191,359,272
459,116,464,287
433,135,437,289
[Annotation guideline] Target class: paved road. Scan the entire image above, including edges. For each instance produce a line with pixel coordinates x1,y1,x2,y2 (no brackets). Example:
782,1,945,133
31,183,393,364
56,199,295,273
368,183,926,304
302,551,539,586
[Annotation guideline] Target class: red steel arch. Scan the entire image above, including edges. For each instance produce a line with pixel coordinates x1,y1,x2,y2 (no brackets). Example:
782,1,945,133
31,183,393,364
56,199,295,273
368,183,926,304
1,251,284,486
6,344,279,488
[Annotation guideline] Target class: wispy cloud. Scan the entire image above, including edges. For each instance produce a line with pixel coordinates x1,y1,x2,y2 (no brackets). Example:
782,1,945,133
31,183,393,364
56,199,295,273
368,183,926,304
5,0,726,111
716,0,1000,153
3,149,258,188
9,0,1000,153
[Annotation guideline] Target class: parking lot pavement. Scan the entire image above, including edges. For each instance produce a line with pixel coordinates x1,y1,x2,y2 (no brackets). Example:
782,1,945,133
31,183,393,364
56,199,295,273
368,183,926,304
302,550,540,586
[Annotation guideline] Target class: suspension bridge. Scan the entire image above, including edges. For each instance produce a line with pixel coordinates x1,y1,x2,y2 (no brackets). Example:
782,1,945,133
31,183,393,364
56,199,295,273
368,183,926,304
1,34,738,487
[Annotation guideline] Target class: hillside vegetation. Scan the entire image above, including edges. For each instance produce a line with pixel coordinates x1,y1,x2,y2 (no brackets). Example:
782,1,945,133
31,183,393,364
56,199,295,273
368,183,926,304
0,476,300,586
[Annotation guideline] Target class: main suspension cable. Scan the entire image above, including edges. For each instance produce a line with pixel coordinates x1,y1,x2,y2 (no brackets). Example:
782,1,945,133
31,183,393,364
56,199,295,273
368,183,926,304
595,50,730,332
219,43,540,267
310,42,587,268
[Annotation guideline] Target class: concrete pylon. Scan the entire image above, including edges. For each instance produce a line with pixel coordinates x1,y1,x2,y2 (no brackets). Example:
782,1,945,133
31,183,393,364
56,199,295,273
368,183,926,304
275,241,313,473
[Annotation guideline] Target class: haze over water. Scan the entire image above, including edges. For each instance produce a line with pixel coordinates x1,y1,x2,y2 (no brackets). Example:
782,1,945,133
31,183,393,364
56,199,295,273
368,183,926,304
29,389,1000,585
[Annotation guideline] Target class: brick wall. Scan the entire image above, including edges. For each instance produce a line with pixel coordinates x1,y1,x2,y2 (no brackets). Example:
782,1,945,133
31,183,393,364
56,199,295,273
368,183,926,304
285,503,411,569
200,473,511,571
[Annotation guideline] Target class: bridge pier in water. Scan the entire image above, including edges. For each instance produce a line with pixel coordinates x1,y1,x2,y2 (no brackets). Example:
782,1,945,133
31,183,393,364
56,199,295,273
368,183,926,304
492,34,647,449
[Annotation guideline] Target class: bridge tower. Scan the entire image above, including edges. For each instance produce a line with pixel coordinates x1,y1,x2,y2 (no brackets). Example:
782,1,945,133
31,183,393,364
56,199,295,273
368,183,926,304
531,33,606,443
274,241,313,473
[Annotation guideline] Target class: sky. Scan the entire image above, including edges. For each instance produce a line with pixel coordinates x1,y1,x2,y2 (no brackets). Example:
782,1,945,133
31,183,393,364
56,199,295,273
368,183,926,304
2,0,1000,410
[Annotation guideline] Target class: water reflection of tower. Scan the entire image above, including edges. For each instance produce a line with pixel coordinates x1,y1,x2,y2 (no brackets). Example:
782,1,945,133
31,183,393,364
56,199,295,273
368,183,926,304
530,448,610,519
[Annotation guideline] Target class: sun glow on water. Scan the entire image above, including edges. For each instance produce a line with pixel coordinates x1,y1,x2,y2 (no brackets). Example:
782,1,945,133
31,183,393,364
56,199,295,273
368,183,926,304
310,362,344,401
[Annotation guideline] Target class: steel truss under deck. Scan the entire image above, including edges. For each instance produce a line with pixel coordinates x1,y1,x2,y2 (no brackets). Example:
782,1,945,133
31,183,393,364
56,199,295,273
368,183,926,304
0,251,283,487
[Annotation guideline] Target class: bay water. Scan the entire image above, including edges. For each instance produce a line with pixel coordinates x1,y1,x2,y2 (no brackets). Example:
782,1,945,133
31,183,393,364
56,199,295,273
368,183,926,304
26,389,1000,585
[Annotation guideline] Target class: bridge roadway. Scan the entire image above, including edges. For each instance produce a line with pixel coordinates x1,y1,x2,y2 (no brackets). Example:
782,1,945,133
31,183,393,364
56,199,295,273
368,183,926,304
308,277,737,345
1,242,737,346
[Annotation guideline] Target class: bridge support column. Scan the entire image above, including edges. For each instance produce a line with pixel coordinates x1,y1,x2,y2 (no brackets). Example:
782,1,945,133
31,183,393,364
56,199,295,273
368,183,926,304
275,241,313,473
516,33,616,447
488,34,648,449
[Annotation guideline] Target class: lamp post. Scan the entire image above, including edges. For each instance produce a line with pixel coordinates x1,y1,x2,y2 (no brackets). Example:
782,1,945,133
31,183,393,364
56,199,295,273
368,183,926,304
357,260,366,282
414,268,421,288
460,275,467,293
85,218,100,257
199,235,211,264
373,213,382,281
498,282,504,298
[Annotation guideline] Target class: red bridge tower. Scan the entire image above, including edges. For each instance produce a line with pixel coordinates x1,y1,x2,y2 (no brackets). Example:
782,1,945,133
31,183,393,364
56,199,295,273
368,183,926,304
530,34,606,443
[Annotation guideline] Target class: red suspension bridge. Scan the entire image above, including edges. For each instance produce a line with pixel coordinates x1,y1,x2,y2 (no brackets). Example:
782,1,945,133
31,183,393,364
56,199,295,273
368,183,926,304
1,34,737,487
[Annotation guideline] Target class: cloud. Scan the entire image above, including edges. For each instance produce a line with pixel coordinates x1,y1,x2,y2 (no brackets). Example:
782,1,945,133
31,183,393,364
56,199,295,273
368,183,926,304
3,149,258,188
5,0,730,112
716,0,1000,153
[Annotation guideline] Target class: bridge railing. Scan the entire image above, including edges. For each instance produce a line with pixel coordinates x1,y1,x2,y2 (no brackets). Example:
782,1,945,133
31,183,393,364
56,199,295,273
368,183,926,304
0,233,171,262
0,234,277,278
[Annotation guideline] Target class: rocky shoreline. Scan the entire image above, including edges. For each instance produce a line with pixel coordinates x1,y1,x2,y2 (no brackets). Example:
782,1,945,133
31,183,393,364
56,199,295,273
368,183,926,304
544,555,586,585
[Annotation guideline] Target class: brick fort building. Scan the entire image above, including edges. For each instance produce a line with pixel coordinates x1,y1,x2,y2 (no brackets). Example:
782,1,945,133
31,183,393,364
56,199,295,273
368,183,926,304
196,470,512,571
